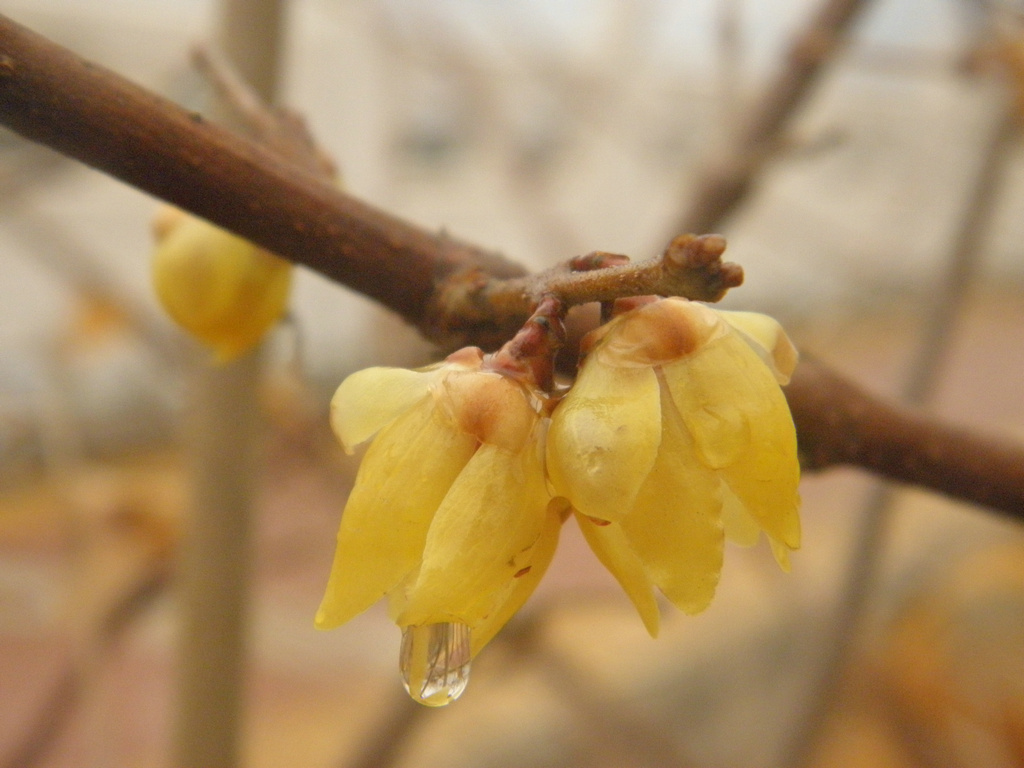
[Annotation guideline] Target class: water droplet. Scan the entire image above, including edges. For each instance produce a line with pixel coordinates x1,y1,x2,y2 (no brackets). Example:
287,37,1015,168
399,623,471,707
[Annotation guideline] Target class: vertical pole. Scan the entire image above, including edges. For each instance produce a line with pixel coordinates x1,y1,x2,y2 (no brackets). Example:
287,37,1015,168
171,2,285,766
173,352,263,768
217,0,287,100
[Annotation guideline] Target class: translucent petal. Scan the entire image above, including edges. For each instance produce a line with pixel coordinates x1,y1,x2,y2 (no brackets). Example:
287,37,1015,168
575,512,660,636
547,362,661,523
768,537,792,572
330,366,439,452
720,483,761,547
314,400,476,629
152,216,291,362
385,568,417,625
664,332,801,549
620,378,724,615
469,498,567,657
398,439,550,628
663,364,747,471
715,309,799,384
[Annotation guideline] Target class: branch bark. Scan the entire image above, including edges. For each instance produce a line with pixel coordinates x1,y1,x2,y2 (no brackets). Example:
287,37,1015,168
789,359,1024,519
1,13,1023,520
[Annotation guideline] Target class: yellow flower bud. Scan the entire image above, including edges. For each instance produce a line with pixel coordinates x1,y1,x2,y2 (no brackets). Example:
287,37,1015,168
547,298,801,635
316,347,560,669
151,208,292,362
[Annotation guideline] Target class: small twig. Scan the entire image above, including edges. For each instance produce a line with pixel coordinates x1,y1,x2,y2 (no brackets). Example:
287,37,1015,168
191,46,276,137
487,296,567,393
190,45,336,179
530,234,741,307
436,234,744,346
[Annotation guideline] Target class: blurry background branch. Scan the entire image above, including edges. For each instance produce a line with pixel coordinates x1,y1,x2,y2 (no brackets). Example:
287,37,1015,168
673,0,874,234
1,529,172,768
1,11,1023,521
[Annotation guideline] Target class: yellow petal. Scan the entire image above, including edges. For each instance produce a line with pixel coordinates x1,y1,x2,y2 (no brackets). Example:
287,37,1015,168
547,361,661,523
152,215,291,361
398,439,550,628
314,400,476,629
576,512,660,636
330,366,439,453
715,309,799,384
663,331,801,550
469,498,567,657
664,358,748,470
591,297,724,368
384,568,416,625
437,370,538,451
620,377,724,615
720,483,761,547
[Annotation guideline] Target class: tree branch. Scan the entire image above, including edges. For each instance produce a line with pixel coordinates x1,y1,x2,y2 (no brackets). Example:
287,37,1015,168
789,359,1024,520
0,12,524,347
1,13,1023,519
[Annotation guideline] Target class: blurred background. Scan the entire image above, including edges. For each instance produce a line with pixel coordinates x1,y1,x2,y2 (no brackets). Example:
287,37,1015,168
2,0,1024,765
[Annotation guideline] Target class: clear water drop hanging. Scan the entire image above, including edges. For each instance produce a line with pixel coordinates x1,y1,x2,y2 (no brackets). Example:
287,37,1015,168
399,622,471,707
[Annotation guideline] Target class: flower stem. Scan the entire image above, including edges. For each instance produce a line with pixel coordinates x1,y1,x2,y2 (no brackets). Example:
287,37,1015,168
487,296,566,393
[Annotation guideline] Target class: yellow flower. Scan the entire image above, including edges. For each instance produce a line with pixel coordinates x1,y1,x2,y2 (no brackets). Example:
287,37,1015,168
151,206,292,362
546,298,801,635
316,347,562,703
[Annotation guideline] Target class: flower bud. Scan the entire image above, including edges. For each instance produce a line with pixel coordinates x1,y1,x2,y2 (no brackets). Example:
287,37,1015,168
151,209,291,361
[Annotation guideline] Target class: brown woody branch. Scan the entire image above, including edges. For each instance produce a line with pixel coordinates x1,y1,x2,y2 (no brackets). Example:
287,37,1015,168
0,13,526,349
1,13,1023,519
789,359,1024,519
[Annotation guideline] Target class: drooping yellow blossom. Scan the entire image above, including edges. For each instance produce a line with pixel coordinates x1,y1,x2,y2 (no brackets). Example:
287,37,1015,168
546,298,801,636
316,347,563,703
151,206,292,362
